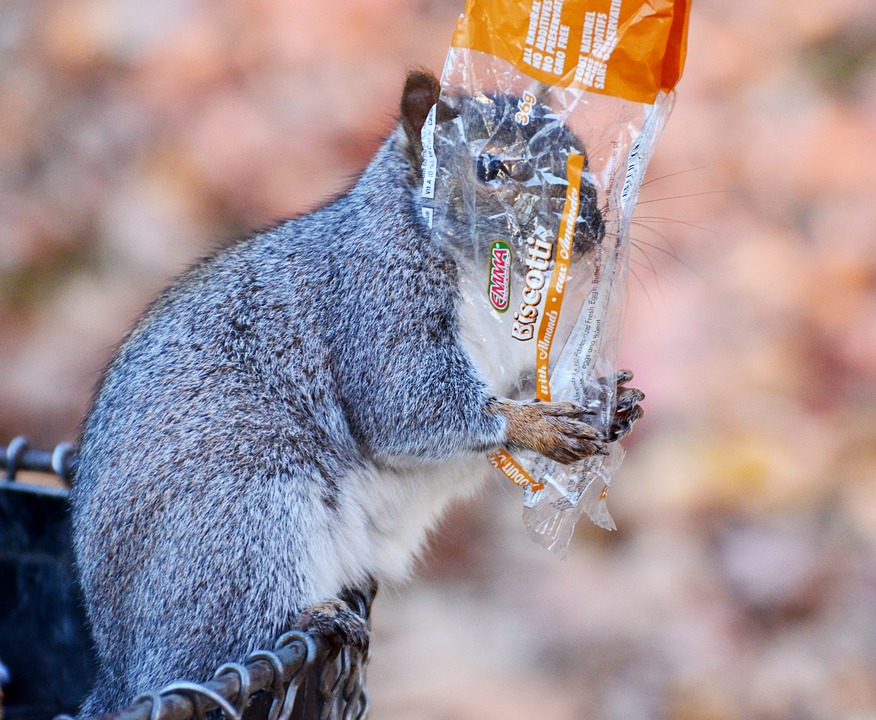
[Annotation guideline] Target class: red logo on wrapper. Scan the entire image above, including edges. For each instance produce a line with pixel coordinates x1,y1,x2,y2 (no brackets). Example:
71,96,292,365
488,240,512,312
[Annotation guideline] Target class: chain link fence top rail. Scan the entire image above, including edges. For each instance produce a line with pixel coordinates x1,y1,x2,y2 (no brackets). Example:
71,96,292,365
1,437,374,720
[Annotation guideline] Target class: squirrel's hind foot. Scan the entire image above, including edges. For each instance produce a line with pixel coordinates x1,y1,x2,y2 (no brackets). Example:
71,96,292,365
296,599,370,654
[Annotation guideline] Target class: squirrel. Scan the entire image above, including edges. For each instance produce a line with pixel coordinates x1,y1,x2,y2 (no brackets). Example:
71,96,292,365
71,70,644,715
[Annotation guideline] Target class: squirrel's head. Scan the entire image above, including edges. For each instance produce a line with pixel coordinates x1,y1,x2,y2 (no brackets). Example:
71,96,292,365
399,70,605,265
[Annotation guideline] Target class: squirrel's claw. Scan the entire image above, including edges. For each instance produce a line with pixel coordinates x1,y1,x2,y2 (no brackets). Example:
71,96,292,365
296,599,370,654
608,385,645,442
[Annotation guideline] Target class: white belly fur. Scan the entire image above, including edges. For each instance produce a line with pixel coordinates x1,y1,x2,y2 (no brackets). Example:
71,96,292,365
310,453,493,595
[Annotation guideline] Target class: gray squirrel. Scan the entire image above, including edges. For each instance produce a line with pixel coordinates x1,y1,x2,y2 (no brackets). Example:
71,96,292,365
71,70,644,715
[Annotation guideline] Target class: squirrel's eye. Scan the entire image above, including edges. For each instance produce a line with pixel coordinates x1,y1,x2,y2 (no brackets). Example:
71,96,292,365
476,154,508,183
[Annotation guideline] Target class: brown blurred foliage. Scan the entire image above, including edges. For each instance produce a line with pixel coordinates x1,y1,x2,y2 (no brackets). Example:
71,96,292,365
2,1,875,718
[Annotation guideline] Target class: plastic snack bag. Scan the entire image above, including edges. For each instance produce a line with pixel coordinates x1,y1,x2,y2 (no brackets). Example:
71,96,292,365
421,0,691,555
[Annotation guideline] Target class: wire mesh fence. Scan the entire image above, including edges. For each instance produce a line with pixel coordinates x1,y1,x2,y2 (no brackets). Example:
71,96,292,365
1,437,374,720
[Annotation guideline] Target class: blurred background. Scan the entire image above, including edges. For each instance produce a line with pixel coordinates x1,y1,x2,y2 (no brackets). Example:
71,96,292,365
1,0,875,718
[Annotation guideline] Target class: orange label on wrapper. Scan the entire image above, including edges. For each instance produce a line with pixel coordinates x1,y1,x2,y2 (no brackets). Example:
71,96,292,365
535,152,584,401
452,0,690,104
489,448,545,492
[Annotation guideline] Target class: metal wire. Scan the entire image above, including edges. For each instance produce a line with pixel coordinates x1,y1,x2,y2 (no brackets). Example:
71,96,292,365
1,436,77,484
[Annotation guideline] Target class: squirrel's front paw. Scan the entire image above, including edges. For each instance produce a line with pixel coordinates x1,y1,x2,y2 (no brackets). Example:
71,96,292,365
296,599,370,653
501,399,607,465
607,369,645,442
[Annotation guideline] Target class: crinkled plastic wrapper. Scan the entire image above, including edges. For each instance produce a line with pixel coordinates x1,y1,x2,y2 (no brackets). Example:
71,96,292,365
422,0,690,555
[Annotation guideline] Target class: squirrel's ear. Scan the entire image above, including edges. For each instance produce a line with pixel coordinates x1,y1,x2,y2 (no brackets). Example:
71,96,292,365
400,70,440,155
